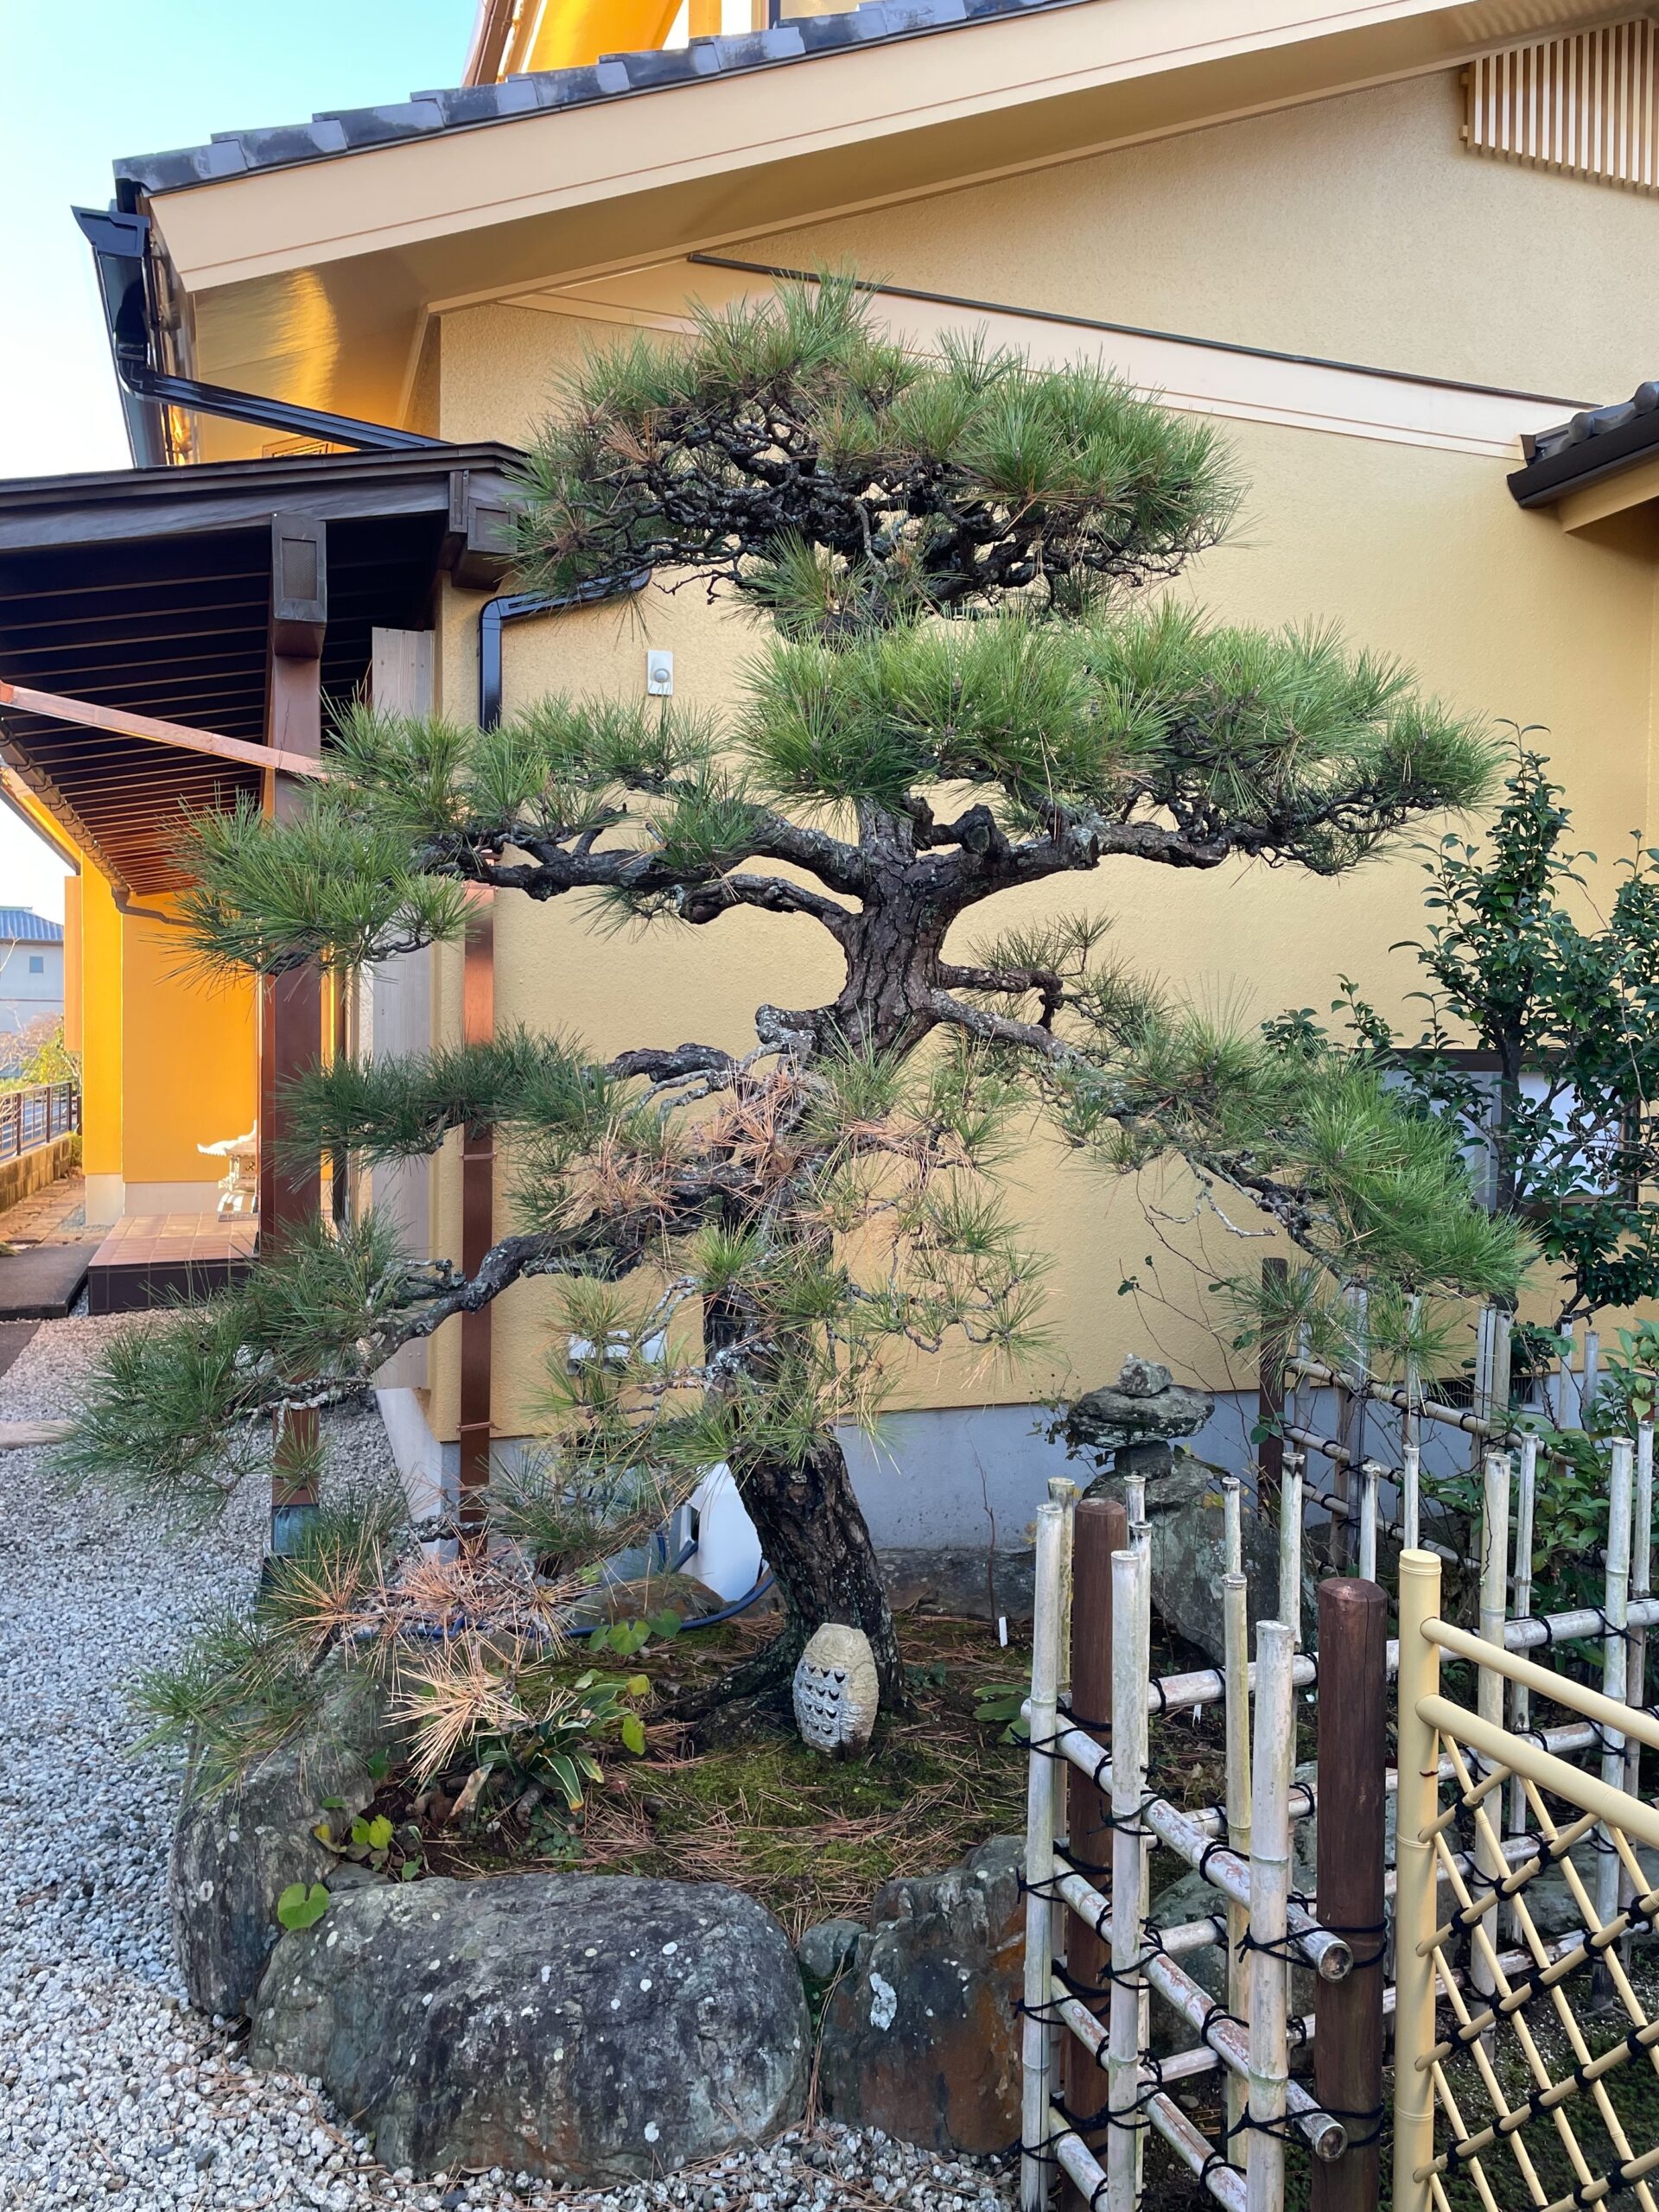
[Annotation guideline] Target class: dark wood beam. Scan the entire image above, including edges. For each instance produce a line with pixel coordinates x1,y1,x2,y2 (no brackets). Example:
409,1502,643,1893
261,516,327,1554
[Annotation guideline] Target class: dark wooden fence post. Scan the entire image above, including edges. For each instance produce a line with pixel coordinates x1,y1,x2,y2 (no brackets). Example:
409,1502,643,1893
1259,1254,1287,1513
1313,1575,1388,2212
1062,1495,1129,2202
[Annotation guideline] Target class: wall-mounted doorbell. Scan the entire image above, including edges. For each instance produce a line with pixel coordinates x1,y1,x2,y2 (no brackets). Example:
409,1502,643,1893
645,649,674,696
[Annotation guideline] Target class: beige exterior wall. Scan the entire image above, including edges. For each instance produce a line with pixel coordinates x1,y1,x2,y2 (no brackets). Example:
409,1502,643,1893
411,69,1659,1441
734,70,1659,404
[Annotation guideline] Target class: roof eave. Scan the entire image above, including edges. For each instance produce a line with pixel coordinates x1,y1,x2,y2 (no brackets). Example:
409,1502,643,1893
1508,412,1659,509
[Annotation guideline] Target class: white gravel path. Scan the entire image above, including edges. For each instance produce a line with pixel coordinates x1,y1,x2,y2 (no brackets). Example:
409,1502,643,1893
0,1317,1017,2212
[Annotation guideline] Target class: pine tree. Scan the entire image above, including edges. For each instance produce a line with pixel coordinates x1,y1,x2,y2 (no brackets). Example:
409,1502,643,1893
66,279,1521,1751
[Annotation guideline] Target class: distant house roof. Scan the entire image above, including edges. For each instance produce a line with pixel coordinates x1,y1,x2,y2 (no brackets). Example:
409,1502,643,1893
0,910,63,944
112,0,1074,193
1509,378,1659,508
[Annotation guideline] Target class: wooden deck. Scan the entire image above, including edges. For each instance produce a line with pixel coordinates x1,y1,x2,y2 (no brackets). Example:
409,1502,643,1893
86,1213,256,1315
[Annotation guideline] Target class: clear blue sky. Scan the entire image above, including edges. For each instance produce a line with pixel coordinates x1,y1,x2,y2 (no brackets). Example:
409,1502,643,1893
0,0,476,916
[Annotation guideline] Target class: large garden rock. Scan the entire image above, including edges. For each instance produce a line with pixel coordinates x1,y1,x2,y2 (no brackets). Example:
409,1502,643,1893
818,1834,1023,2154
1084,1455,1288,1662
170,1691,385,2019
250,1873,810,2183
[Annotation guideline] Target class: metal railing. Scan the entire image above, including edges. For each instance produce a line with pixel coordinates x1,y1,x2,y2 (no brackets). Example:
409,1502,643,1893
0,1081,79,1163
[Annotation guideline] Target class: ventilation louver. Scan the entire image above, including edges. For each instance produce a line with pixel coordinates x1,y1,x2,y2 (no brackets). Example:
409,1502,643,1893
1465,16,1659,192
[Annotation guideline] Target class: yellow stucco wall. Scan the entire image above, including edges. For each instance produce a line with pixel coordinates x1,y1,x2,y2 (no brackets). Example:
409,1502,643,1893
61,876,82,1056
119,904,257,1189
79,868,123,1193
416,69,1659,1438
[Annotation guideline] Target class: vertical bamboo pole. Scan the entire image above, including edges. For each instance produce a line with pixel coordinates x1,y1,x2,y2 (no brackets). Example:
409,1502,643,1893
1021,1500,1067,2212
1472,1304,1510,1451
1063,1498,1128,2199
1049,1479,1077,2121
1584,1326,1601,1416
1223,1569,1252,2165
1403,1294,1422,1464
1477,1451,1510,1733
1259,1255,1288,1510
1393,1550,1443,2212
1108,1545,1148,2212
1279,1450,1304,1648
1509,1433,1539,1888
1556,1319,1577,1427
1596,1438,1634,1983
1313,1577,1387,2212
1245,1619,1294,2212
1333,1286,1369,1572
1357,1460,1380,1584
1473,1448,1510,2026
1626,1423,1654,1825
1224,1475,1243,1578
1401,1442,1421,1554
1128,1509,1152,2200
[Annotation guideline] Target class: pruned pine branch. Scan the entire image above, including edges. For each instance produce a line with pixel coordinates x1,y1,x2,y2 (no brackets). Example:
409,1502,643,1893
517,276,1239,623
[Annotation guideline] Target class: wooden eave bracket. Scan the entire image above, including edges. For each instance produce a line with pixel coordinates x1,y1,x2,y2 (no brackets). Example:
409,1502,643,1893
445,467,521,591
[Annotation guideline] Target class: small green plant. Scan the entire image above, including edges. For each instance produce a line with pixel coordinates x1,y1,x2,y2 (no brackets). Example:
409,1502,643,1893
350,1812,396,1866
276,1882,329,1930
586,1609,682,1659
433,1665,652,1815
972,1681,1030,1744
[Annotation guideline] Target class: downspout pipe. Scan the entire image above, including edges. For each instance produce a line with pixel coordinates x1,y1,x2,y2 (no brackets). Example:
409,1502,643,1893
457,568,650,1527
474,568,777,1630
476,571,651,728
75,208,444,464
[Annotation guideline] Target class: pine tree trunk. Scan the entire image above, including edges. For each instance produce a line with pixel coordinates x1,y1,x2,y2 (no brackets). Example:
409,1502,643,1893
736,1433,906,1705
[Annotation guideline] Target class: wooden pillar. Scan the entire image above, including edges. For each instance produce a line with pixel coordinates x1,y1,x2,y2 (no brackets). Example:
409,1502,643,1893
1313,1576,1388,2212
458,888,494,1534
262,513,325,1554
1061,1495,1128,2201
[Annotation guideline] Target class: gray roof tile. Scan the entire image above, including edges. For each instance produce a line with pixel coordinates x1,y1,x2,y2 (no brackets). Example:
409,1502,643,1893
113,0,1085,195
1531,380,1659,463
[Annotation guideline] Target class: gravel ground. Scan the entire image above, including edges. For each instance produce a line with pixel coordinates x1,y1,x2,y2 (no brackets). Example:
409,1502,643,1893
0,1317,1017,2212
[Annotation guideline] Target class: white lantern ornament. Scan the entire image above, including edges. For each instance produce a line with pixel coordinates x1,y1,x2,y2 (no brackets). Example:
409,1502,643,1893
791,1623,880,1755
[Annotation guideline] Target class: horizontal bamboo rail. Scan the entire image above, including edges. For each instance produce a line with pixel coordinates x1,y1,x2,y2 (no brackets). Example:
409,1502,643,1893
1286,1357,1500,1440
1051,1961,1347,2160
1414,1695,1659,1853
1424,1618,1659,1753
1052,1818,1351,1980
